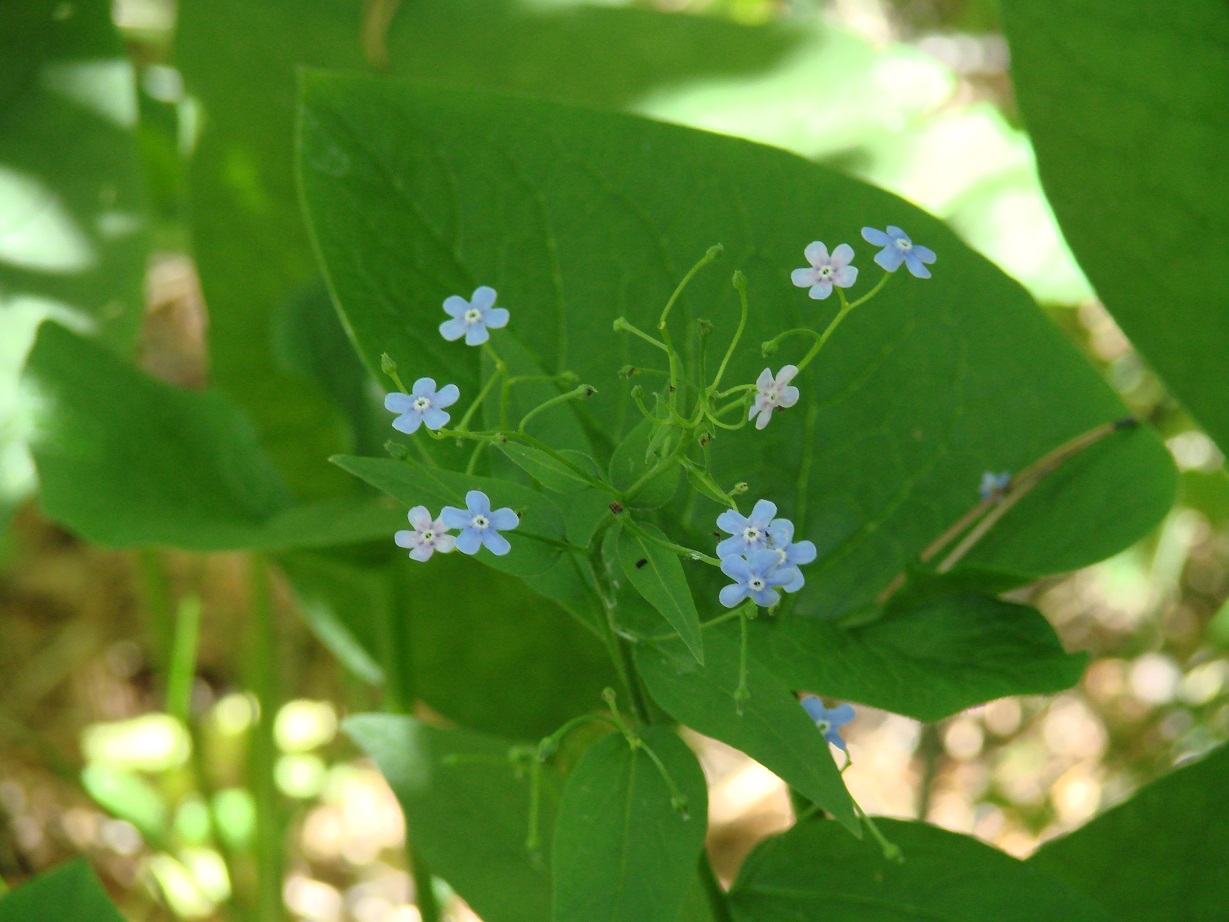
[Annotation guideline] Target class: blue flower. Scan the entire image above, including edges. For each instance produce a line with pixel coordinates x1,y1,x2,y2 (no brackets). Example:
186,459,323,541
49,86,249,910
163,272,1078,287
384,378,460,434
979,470,1011,501
440,490,519,556
790,241,858,300
439,286,510,346
861,226,936,279
750,365,800,430
800,696,855,750
719,548,800,609
394,506,456,561
716,499,779,559
765,519,817,593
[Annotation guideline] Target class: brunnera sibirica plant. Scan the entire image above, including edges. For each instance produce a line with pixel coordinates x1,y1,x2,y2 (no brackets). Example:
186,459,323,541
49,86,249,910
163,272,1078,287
343,221,1115,917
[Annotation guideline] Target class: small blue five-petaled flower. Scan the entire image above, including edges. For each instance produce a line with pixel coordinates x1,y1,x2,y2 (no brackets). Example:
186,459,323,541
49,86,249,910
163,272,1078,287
440,490,520,556
394,506,456,561
384,377,460,434
764,519,817,593
719,548,801,609
790,241,858,300
861,226,937,279
439,286,510,346
716,499,779,559
800,696,855,751
979,470,1011,501
750,365,800,430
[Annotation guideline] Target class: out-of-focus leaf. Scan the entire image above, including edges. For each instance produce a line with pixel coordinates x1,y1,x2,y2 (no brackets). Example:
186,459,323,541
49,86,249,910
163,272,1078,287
552,728,708,922
0,860,126,922
1000,0,1229,453
0,0,148,518
1029,744,1229,922
345,714,552,922
729,818,1114,921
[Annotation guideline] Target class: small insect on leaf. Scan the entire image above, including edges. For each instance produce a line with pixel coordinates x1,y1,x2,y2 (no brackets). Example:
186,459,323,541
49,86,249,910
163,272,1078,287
635,558,648,569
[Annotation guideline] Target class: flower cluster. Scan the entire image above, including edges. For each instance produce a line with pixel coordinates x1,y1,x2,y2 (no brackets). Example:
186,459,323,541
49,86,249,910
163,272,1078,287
715,499,816,608
393,491,519,560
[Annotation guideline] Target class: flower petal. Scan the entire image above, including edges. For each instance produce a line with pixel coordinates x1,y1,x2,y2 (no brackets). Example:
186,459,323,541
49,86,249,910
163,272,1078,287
831,243,855,265
470,286,497,310
440,317,467,341
825,729,848,751
483,530,512,556
861,226,890,246
439,506,469,530
832,265,858,288
911,244,937,264
720,554,751,580
775,364,799,386
434,384,460,408
827,703,856,726
464,323,490,346
409,545,434,562
750,586,781,607
465,491,492,515
484,307,510,329
754,407,772,430
454,527,482,555
786,539,817,566
384,392,414,413
781,567,805,593
422,407,450,430
777,385,800,409
391,413,423,434
394,529,414,549
411,377,437,397
904,252,932,279
716,535,745,559
803,240,829,265
434,533,457,553
719,583,750,609
408,506,433,530
767,519,794,544
790,267,817,288
807,279,834,300
716,509,746,535
489,507,519,531
874,247,905,272
442,295,470,318
885,225,908,241
800,696,826,722
749,500,778,525
756,367,774,390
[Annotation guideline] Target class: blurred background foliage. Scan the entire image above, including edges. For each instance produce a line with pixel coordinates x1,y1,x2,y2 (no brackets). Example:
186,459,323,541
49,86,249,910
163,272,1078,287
1,0,1227,919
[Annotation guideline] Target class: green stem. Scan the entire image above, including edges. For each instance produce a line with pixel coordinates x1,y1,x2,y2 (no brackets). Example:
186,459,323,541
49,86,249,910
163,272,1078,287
582,558,651,725
760,327,820,357
796,290,854,373
455,352,506,432
518,384,596,433
710,270,749,392
733,604,753,715
858,805,904,863
164,595,201,725
247,557,284,922
845,269,893,310
623,518,722,567
613,317,669,353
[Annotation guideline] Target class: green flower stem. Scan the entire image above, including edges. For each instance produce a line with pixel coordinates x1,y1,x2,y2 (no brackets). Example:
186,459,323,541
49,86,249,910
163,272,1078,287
710,270,749,392
796,289,854,374
621,432,693,506
634,736,691,816
538,713,623,760
525,754,544,853
857,804,904,863
659,244,724,330
164,594,202,725
760,327,820,357
623,517,722,566
583,559,651,725
518,384,597,434
613,317,669,353
658,246,723,417
455,359,505,433
464,439,487,475
621,605,745,644
500,371,578,429
512,530,592,556
845,269,893,310
733,602,756,715
380,352,411,394
247,556,284,922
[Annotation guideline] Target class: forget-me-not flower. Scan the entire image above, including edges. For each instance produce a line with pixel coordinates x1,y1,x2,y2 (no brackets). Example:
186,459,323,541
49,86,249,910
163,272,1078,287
790,241,858,300
719,548,801,609
395,506,456,561
750,365,800,430
384,378,460,434
439,286,510,346
800,696,855,750
441,490,519,556
861,226,936,278
979,470,1012,501
716,499,779,559
763,519,817,593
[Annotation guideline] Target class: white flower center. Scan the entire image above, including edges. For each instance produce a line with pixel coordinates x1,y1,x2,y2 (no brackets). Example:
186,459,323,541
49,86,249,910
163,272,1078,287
421,530,434,542
414,396,432,411
895,238,913,252
749,577,765,591
471,514,489,530
742,526,761,543
775,547,788,564
816,719,830,733
818,266,832,278
464,308,482,324
765,386,779,404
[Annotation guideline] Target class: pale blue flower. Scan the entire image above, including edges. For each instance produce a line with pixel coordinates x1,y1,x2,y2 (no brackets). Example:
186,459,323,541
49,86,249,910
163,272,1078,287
790,241,858,300
439,286,510,346
861,226,936,278
764,519,817,593
394,506,456,561
800,696,855,750
979,471,1011,501
716,499,779,559
719,548,800,609
440,490,519,556
384,378,460,434
750,365,800,430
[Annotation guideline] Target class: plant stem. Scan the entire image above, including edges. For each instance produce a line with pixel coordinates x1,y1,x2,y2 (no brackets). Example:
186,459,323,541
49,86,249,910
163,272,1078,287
796,290,854,373
710,270,749,392
247,556,284,922
164,594,201,725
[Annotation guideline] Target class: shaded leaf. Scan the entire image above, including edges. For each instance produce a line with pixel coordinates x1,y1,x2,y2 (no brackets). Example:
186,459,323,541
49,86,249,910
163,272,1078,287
0,860,125,922
616,522,704,664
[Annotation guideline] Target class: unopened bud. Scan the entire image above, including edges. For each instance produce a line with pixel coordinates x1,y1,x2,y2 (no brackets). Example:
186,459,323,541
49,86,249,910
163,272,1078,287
384,440,409,459
380,352,397,376
761,339,779,356
731,481,749,494
696,318,714,339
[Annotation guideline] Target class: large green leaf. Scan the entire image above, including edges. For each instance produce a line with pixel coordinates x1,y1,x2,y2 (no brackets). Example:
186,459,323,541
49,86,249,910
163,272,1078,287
0,0,148,518
1028,744,1229,922
298,75,1174,625
999,1,1229,453
0,860,125,922
729,818,1114,921
20,322,409,551
345,714,553,922
635,630,856,833
616,523,705,665
749,591,1086,722
552,728,708,922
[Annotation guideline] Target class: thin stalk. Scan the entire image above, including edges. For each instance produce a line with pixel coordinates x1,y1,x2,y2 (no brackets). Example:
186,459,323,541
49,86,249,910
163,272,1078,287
623,518,722,566
796,290,854,373
518,384,596,434
164,595,201,725
246,557,283,922
614,317,669,353
710,271,749,392
844,269,892,310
